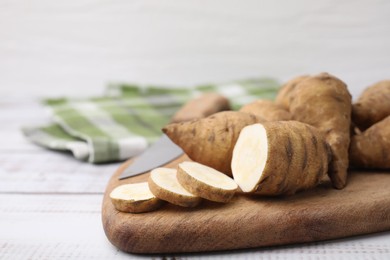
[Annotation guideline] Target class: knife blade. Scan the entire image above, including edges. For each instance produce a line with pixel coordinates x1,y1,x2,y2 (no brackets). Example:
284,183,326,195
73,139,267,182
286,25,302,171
119,135,183,179
119,92,230,180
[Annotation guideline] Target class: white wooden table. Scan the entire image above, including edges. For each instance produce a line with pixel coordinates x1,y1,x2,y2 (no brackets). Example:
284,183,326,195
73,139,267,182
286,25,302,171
1,95,390,260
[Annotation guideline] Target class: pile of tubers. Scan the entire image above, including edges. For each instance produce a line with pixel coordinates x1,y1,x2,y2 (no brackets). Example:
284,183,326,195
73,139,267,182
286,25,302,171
111,73,390,213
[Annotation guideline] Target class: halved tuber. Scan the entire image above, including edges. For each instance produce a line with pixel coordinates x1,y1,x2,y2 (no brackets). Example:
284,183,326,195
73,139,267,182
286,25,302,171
352,80,390,131
349,115,390,169
177,161,238,203
148,167,202,207
110,182,163,213
239,100,292,121
163,111,265,176
232,121,330,195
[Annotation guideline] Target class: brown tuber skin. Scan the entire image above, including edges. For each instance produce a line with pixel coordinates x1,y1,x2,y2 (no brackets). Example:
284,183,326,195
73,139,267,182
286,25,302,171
275,75,310,109
349,115,390,169
162,111,266,176
239,100,292,121
352,80,390,131
111,196,163,213
232,121,331,195
257,122,331,195
276,73,352,189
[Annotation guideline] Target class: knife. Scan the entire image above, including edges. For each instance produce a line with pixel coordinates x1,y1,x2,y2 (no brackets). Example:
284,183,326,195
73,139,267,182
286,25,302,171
119,92,230,180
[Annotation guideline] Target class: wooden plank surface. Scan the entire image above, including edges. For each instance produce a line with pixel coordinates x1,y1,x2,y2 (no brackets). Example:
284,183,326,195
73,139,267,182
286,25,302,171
2,96,390,259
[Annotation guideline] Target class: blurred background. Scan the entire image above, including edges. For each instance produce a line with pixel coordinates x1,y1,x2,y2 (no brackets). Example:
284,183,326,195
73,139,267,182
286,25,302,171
1,0,389,98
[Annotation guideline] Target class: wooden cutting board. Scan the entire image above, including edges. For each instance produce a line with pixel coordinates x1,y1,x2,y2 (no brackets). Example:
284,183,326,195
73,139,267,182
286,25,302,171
101,155,390,254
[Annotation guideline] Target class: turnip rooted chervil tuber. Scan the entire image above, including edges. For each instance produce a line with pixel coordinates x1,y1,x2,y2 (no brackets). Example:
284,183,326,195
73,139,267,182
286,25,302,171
352,80,390,131
349,115,390,169
232,121,331,195
276,73,352,189
275,75,310,110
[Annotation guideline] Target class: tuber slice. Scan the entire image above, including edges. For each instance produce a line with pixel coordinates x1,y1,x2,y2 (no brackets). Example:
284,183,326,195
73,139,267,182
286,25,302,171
239,100,292,121
110,182,163,213
163,111,265,176
148,167,201,207
352,80,390,131
177,161,238,203
232,121,330,195
349,115,390,169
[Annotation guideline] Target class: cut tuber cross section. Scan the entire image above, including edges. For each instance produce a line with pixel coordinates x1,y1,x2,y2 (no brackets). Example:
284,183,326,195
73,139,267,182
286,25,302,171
232,121,330,195
110,182,163,213
148,167,201,207
177,161,238,203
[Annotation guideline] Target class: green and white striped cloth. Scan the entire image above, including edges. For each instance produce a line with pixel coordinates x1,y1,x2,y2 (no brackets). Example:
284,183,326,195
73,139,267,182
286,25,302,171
22,78,280,163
